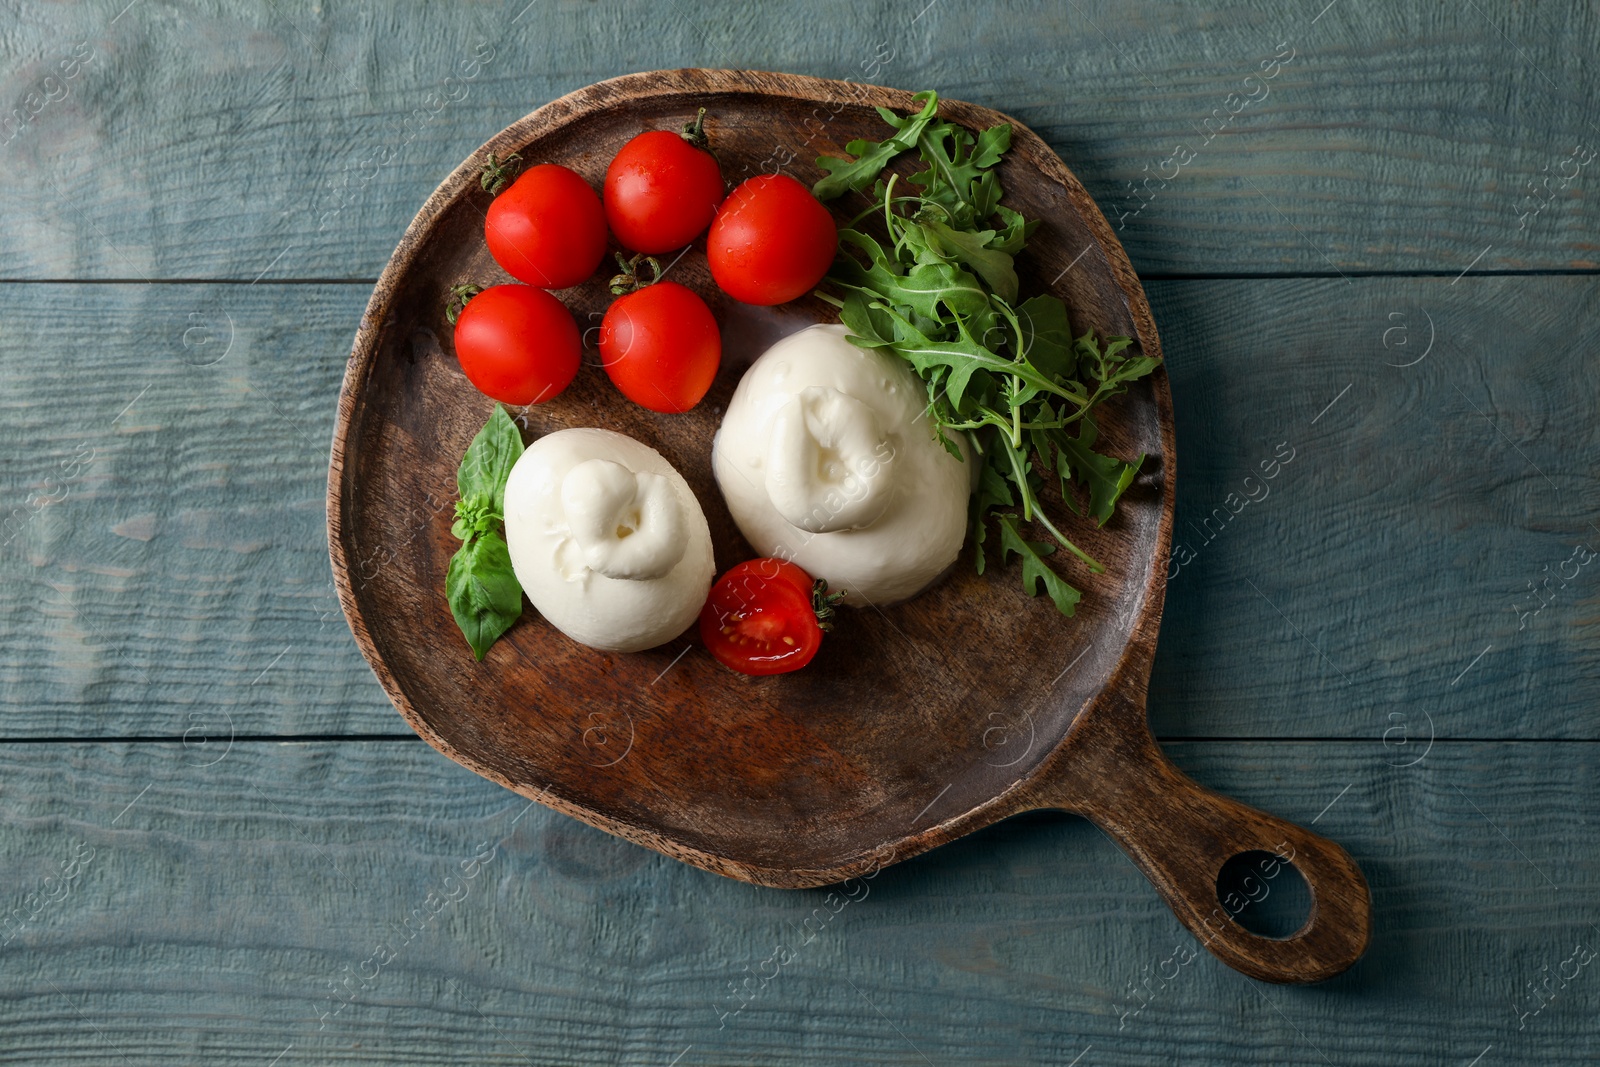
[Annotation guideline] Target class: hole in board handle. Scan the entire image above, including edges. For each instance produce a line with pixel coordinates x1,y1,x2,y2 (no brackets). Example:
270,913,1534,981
1215,849,1312,940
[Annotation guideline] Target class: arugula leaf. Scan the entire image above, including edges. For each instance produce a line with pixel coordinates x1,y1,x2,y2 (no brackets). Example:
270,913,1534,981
832,228,906,295
1014,294,1074,380
911,121,1013,225
916,219,1019,303
870,304,1061,413
816,91,1163,617
445,405,527,659
446,531,522,661
970,450,1015,574
813,91,939,201
891,261,990,322
905,121,1011,228
457,404,524,506
838,289,898,350
1057,415,1143,526
988,204,1038,256
997,516,1081,616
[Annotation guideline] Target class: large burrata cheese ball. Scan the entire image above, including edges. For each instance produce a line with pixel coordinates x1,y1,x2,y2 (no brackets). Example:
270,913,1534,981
712,323,972,605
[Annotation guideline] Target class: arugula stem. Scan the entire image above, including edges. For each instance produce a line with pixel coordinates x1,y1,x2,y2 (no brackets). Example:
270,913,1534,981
996,430,1034,522
990,425,1106,572
841,196,924,230
881,174,908,259
1032,509,1106,573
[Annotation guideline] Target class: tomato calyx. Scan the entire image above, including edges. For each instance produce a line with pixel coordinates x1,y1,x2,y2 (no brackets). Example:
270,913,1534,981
479,150,522,195
607,251,663,296
812,579,845,632
679,106,711,151
445,282,485,325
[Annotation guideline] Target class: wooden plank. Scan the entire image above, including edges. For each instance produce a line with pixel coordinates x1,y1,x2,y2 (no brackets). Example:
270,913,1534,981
1,0,1596,280
0,738,1593,1063
0,275,1594,739
0,282,392,737
1144,274,1600,739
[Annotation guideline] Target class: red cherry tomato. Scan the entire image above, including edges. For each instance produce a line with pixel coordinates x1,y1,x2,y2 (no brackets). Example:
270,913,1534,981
707,174,838,306
699,558,825,676
604,115,725,254
452,284,580,405
485,164,606,289
598,280,721,413
722,558,816,601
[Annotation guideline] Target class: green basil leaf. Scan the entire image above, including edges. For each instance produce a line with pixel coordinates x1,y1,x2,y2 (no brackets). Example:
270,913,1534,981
451,494,501,542
457,405,524,509
446,531,523,661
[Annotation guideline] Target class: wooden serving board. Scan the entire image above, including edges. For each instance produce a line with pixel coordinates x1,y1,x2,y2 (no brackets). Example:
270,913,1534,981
327,68,1371,983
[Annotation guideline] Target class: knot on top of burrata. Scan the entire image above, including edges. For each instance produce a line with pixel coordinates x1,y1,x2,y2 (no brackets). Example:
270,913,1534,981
560,458,687,581
764,385,897,534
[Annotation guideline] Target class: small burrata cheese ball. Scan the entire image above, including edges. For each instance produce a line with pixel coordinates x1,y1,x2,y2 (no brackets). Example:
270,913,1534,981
503,427,713,652
712,323,972,605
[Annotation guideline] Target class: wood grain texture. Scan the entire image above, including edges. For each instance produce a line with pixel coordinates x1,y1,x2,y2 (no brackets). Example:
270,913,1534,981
0,281,393,739
0,274,1593,743
1145,274,1600,740
1,0,1597,280
0,739,1592,1064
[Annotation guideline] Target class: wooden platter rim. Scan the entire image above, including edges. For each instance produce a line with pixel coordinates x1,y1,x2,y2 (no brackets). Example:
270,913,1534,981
325,67,1175,889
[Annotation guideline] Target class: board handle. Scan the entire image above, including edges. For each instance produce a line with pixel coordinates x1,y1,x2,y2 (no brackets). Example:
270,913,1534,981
1036,691,1371,983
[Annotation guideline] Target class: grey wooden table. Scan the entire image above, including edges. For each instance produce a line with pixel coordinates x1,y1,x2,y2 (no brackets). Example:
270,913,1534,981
2,1,1597,1063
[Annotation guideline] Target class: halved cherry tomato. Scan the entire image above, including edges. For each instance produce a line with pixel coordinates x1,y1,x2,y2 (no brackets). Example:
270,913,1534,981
598,270,720,413
604,109,725,254
723,558,816,601
485,163,607,290
707,173,837,306
700,558,827,676
450,284,580,405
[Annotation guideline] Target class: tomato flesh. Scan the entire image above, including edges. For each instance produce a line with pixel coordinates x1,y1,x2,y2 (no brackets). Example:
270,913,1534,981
485,163,607,290
452,284,580,405
707,174,837,306
700,559,823,676
598,280,721,413
604,129,725,254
